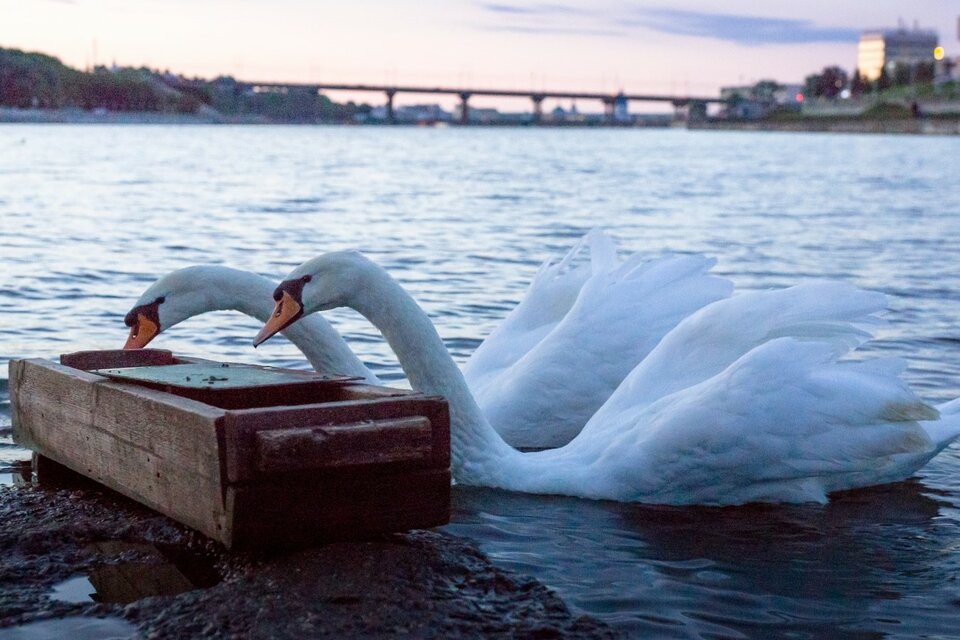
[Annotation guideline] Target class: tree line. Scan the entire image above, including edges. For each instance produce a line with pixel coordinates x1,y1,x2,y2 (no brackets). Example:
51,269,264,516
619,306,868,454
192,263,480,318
0,47,200,112
804,61,942,100
0,46,370,122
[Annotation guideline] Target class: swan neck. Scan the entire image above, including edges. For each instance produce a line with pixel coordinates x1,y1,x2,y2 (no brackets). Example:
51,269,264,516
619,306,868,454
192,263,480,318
350,264,516,481
184,269,376,382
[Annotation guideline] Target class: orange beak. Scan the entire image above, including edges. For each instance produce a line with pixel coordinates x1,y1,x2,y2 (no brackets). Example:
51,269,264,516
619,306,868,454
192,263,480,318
123,314,160,350
253,291,303,347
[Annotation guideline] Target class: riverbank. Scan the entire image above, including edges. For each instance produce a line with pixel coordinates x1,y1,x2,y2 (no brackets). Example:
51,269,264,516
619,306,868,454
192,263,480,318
0,474,618,638
690,117,960,135
0,107,270,125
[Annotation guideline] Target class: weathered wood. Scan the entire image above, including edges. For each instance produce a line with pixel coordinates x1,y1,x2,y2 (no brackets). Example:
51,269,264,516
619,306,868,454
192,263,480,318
93,361,359,410
9,352,452,549
337,383,415,401
60,349,176,371
221,396,450,482
224,468,451,549
255,416,433,474
10,358,229,542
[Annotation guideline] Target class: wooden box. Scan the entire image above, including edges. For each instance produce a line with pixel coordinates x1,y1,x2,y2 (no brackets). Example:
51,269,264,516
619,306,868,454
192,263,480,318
9,349,450,549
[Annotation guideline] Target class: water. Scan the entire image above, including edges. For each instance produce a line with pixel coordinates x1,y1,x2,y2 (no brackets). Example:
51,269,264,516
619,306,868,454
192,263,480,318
48,541,221,604
2,124,960,637
0,617,137,640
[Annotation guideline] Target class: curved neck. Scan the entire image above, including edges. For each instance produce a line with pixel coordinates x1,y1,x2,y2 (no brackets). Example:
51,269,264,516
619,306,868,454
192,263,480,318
348,261,516,483
186,269,378,383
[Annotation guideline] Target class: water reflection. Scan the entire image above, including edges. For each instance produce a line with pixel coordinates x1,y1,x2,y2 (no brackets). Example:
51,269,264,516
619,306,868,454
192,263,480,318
0,616,137,640
49,542,221,605
447,481,960,637
0,461,33,486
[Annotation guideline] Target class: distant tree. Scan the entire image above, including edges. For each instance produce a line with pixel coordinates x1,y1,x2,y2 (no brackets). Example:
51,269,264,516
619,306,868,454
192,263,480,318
752,80,781,101
915,61,935,83
892,63,912,87
876,66,892,92
804,66,849,99
850,68,866,97
803,73,820,99
820,66,849,98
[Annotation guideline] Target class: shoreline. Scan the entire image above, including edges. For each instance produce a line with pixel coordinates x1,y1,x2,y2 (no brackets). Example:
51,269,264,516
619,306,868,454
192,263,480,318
0,473,618,639
690,118,960,136
5,107,960,134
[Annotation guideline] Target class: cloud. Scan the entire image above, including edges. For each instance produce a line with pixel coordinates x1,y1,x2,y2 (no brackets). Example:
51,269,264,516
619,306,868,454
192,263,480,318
478,2,592,16
474,2,611,37
629,9,860,45
478,24,626,37
472,3,858,45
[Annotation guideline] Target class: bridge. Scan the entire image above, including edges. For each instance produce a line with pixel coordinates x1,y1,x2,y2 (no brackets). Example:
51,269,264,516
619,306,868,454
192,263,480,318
240,81,725,124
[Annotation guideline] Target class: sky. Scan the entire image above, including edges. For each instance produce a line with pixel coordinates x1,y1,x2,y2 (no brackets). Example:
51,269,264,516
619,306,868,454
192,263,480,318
2,1,958,111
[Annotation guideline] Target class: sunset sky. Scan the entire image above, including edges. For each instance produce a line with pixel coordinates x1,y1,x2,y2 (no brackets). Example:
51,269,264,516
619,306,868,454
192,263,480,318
3,1,957,111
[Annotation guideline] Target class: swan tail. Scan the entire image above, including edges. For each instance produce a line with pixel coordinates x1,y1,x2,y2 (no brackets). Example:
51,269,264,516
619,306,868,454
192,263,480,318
921,399,960,449
585,228,618,275
464,231,602,386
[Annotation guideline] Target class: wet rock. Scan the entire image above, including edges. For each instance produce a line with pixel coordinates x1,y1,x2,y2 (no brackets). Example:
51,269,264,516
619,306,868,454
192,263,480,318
0,484,621,638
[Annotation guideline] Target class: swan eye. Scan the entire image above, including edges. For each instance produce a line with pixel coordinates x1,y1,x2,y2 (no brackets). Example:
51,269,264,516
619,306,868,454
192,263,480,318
302,275,312,283
156,296,166,304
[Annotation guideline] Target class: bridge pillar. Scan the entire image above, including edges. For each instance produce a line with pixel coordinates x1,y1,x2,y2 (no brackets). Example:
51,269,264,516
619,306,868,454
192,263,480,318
385,90,396,124
687,100,707,123
458,92,471,125
531,95,544,124
602,97,615,125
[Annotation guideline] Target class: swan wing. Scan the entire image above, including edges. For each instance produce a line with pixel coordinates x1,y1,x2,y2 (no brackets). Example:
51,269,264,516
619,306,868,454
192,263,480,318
590,281,888,426
462,230,611,387
587,338,948,505
476,250,733,448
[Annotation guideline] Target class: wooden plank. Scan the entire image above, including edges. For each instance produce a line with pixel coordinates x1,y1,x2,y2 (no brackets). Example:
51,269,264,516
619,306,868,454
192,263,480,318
220,396,450,482
337,383,416,401
255,416,433,475
10,358,230,544
224,468,451,549
60,349,176,371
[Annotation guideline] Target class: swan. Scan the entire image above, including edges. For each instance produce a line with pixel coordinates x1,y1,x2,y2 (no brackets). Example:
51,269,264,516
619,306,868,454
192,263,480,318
122,265,380,383
122,231,732,448
252,250,960,505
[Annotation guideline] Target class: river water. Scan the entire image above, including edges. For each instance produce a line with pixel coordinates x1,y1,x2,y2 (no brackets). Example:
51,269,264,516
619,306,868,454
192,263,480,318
1,124,959,638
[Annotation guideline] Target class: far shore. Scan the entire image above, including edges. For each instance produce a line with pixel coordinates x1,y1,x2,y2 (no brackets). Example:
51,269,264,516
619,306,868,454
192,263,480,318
4,106,960,135
690,117,960,136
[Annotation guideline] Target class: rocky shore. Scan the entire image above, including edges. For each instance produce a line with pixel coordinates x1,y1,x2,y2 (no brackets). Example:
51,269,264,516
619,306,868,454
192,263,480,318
0,476,618,639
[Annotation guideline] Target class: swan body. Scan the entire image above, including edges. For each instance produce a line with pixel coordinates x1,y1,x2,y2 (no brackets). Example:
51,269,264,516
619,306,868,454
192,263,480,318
256,251,960,505
124,232,733,448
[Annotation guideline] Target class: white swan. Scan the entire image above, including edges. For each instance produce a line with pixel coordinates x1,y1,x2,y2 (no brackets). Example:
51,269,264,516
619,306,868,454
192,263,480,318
123,232,732,448
123,265,379,383
253,250,960,505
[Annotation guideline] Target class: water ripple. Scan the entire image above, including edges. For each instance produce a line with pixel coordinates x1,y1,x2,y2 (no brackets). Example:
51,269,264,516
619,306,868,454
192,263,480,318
1,125,959,636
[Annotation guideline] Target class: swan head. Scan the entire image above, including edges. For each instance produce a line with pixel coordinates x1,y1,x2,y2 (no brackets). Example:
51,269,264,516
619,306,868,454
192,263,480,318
123,266,250,349
254,251,370,347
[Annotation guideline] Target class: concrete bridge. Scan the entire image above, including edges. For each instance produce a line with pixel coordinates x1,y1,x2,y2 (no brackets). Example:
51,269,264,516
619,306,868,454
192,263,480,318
240,81,725,124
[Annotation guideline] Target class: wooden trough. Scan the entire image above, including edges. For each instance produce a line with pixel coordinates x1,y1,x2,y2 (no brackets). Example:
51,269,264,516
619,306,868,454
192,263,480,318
9,349,451,549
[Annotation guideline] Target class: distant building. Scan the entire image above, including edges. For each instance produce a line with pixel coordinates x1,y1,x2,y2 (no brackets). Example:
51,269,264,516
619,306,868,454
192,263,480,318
857,26,939,81
452,105,500,124
369,103,451,123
